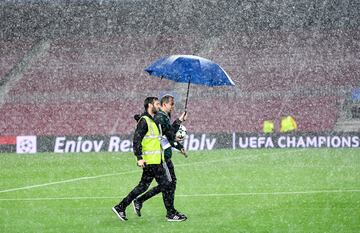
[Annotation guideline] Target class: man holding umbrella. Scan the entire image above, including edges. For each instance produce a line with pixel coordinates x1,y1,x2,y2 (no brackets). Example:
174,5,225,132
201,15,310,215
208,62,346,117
132,94,188,221
113,54,233,222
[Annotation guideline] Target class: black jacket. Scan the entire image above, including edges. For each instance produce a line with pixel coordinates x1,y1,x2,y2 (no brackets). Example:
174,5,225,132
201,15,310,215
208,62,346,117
154,110,184,160
132,112,161,161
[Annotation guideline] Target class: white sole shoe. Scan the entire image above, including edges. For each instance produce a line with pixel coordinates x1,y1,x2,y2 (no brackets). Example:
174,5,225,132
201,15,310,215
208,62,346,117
132,201,140,217
112,207,127,221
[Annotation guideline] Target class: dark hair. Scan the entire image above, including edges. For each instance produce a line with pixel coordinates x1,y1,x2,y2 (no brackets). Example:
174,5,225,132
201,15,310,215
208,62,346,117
160,94,174,105
144,97,158,111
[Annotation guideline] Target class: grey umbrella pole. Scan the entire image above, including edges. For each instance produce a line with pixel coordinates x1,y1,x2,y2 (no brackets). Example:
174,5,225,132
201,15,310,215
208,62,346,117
184,80,191,115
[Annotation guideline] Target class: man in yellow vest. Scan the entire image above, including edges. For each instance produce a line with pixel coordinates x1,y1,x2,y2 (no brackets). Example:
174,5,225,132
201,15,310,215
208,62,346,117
280,115,298,133
263,120,274,133
132,94,188,221
112,97,186,222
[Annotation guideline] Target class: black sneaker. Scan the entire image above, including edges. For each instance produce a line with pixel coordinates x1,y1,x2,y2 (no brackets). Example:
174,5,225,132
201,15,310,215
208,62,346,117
112,205,128,221
132,199,142,217
166,213,187,222
176,211,187,219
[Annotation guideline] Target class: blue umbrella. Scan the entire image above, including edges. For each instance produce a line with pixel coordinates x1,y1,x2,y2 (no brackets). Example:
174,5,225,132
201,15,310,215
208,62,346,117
145,55,235,111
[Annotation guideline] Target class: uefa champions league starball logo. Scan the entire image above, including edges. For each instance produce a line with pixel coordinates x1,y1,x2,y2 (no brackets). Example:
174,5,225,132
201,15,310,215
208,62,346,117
16,136,37,154
18,138,34,153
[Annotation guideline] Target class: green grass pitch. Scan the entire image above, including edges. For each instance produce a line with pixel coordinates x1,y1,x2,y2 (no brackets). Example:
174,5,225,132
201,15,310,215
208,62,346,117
1,148,359,232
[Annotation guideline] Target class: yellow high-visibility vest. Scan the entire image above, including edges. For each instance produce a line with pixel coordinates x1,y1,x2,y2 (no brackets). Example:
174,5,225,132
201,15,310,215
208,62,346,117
140,116,164,164
263,120,274,133
280,116,298,133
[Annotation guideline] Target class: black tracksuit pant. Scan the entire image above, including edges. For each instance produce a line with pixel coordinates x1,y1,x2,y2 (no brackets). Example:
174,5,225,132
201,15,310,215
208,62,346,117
136,159,177,212
117,162,176,215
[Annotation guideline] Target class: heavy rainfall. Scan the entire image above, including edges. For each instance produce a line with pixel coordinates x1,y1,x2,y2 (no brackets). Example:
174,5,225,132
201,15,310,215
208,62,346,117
0,0,359,232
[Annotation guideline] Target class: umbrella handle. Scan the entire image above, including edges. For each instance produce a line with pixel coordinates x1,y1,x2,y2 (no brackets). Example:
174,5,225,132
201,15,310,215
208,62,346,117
184,80,191,112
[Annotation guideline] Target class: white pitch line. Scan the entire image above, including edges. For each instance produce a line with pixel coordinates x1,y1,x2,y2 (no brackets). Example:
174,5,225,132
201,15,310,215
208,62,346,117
0,189,360,201
176,189,360,196
0,149,305,194
0,171,138,194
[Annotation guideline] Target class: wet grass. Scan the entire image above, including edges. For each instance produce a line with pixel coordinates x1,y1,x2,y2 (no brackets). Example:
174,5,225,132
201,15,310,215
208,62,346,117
1,148,359,232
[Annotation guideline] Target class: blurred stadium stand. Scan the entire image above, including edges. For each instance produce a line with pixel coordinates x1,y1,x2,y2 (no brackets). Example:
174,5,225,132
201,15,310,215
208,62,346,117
1,0,359,135
0,40,35,83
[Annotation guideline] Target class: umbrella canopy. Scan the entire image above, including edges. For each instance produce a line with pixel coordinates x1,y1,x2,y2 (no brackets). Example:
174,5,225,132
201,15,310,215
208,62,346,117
144,55,235,87
144,55,235,111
